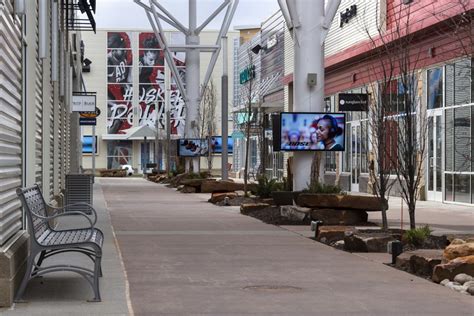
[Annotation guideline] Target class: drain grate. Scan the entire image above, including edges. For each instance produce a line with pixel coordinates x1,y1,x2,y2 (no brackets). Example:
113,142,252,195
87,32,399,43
243,285,303,292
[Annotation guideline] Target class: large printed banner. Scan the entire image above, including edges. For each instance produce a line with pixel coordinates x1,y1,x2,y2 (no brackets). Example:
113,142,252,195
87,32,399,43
106,32,186,136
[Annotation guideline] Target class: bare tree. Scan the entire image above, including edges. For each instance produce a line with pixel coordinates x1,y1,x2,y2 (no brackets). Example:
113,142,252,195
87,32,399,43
240,51,257,196
198,79,217,172
361,3,429,229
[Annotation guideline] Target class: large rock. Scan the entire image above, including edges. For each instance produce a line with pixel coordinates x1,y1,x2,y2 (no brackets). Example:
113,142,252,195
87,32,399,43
209,192,238,204
344,234,396,252
454,273,473,285
432,255,474,283
181,185,197,193
201,180,244,193
297,194,383,211
180,178,206,188
240,203,270,215
311,209,368,225
443,239,474,261
395,253,412,272
409,249,444,277
317,226,350,245
279,206,311,222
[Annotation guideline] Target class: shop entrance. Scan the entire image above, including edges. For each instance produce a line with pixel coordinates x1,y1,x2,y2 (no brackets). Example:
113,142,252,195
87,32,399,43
427,110,443,201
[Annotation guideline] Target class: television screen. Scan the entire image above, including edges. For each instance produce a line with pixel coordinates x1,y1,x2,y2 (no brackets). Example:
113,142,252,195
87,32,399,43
280,112,345,151
209,136,233,154
82,135,98,154
177,139,209,157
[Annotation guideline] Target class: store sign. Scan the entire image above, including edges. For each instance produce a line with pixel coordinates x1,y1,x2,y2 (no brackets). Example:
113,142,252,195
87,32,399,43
79,118,97,126
340,5,357,28
338,93,368,111
240,65,256,84
80,107,101,118
72,94,96,112
266,34,277,50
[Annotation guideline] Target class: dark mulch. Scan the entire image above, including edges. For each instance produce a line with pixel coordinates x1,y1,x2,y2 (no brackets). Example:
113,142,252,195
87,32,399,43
247,206,311,226
215,196,260,206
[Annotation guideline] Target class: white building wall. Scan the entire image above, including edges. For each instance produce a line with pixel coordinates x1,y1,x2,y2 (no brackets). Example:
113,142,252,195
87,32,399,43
81,29,239,172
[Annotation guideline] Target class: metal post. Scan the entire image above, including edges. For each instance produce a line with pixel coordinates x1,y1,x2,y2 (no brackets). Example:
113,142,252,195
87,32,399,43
292,0,325,190
221,36,228,180
165,58,171,175
92,125,96,177
185,0,200,173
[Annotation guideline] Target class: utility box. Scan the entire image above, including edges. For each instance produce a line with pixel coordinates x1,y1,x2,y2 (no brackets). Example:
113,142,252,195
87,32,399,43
65,174,94,214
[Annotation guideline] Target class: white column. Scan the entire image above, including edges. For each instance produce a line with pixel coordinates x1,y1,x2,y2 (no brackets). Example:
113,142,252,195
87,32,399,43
293,0,325,190
185,0,200,172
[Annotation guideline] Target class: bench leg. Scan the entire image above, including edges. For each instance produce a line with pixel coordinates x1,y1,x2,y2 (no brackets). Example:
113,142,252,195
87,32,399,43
88,254,102,302
14,252,36,303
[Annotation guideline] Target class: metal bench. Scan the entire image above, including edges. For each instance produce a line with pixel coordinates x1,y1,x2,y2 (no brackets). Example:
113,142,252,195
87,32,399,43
15,184,104,302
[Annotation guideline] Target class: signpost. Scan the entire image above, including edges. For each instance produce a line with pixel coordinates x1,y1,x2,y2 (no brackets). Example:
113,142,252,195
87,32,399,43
79,106,100,177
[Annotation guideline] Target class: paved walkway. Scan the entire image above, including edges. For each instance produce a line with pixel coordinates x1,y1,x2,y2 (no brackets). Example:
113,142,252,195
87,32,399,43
101,178,472,315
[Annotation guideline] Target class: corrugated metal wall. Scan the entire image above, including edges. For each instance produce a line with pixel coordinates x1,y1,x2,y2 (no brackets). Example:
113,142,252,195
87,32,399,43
0,0,23,245
34,3,43,186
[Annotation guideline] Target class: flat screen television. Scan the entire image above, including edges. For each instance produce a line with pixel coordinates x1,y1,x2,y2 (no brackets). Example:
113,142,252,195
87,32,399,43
210,136,233,154
280,112,346,151
82,135,98,154
177,139,209,157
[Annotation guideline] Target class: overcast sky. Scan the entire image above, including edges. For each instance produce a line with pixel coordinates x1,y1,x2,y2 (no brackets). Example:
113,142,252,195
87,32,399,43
92,0,280,30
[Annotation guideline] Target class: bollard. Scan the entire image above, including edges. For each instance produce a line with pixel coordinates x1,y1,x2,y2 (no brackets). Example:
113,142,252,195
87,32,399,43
310,220,323,239
387,240,403,264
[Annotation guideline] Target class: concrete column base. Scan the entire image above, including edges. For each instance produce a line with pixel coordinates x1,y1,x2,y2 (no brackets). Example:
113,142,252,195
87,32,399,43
0,232,29,307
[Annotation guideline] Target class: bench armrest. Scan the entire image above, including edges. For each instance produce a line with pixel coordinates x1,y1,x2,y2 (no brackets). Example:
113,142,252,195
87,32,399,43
49,202,98,226
30,211,95,242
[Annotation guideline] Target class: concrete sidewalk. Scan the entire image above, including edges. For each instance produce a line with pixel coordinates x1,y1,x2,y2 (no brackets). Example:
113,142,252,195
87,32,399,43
1,182,130,315
101,178,472,315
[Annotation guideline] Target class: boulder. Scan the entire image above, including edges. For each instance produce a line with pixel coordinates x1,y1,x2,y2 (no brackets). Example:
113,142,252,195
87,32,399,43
422,235,449,249
311,209,368,225
467,285,474,295
395,253,412,272
240,203,271,215
344,234,396,252
180,178,206,188
410,250,444,277
297,194,383,211
443,239,474,261
317,226,350,245
332,240,345,250
432,255,474,283
209,192,238,204
280,206,311,222
454,273,473,285
201,180,245,193
181,185,197,193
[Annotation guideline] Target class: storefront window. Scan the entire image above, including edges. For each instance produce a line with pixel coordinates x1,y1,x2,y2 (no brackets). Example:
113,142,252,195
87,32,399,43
445,174,453,201
445,59,472,107
107,140,133,169
445,109,453,171
454,107,471,172
427,67,443,109
454,174,471,203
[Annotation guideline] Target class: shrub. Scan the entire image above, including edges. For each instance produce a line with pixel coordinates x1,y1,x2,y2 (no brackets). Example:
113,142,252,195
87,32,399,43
302,182,344,194
403,225,432,247
256,175,283,198
282,177,293,191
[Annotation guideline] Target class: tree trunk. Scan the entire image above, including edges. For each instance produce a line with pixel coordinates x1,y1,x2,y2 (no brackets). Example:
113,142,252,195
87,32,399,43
243,123,251,196
381,197,388,231
408,204,416,230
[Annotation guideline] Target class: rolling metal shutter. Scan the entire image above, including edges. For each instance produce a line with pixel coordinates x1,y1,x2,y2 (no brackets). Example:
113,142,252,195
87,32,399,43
35,9,43,186
0,0,23,245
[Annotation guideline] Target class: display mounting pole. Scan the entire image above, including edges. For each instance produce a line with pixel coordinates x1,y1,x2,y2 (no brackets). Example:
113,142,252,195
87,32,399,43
221,36,229,180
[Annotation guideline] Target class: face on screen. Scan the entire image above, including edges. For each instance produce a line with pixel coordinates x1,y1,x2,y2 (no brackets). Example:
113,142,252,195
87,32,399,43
280,113,345,151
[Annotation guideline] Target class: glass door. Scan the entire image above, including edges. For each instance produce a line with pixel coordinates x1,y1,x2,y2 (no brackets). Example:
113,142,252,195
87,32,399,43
427,110,443,201
140,142,154,174
351,122,361,192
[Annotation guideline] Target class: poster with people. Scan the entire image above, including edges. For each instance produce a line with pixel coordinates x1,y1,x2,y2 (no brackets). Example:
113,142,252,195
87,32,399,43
106,31,187,136
280,112,346,151
107,32,133,134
